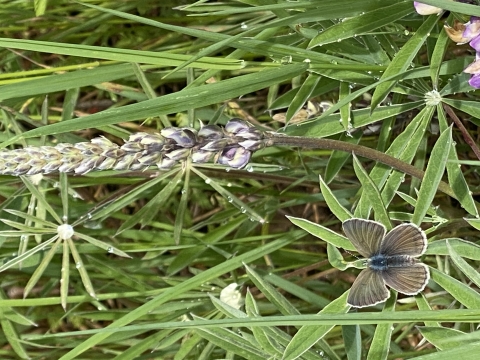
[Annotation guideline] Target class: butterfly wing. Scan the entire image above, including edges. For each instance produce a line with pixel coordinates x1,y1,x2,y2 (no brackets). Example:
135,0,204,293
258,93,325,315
380,223,427,257
343,218,386,258
381,263,430,295
347,268,390,308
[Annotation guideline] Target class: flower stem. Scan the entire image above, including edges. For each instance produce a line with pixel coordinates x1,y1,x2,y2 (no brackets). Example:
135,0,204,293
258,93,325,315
270,134,457,199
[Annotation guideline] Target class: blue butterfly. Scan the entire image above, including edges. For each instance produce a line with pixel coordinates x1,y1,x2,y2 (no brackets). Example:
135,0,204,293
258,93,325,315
343,218,430,308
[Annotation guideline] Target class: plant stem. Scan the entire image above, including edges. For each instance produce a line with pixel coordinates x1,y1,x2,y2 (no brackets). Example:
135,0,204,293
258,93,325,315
270,134,457,199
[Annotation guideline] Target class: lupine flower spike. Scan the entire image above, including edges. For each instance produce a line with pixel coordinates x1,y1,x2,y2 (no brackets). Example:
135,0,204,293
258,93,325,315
0,119,274,176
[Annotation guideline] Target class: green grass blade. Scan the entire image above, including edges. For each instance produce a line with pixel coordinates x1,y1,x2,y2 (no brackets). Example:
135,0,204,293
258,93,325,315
430,267,480,309
412,126,452,225
319,175,352,222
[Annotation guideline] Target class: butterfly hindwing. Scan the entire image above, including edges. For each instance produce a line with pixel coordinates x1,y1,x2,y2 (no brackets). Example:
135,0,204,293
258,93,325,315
347,268,390,308
381,263,430,295
380,223,427,257
343,218,386,258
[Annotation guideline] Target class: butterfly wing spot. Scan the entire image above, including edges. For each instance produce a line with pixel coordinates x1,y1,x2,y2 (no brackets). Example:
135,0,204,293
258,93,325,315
347,268,390,308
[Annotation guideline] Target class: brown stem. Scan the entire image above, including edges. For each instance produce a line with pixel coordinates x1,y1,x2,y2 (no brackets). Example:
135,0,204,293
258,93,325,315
443,104,480,161
270,134,457,199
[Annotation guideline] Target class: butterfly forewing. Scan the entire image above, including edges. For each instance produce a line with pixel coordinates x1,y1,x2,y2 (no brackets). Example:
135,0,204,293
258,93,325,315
381,263,430,295
380,223,427,257
347,268,390,308
343,218,386,258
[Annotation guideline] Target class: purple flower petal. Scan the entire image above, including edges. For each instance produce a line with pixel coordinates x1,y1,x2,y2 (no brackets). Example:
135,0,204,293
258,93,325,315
414,2,442,15
469,73,480,88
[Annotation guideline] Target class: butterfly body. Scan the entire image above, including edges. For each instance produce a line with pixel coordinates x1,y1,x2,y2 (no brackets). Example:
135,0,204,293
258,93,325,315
342,218,430,308
368,254,417,271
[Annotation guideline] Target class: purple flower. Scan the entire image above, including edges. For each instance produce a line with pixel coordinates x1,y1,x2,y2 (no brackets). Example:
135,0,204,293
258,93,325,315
462,17,480,44
414,2,443,15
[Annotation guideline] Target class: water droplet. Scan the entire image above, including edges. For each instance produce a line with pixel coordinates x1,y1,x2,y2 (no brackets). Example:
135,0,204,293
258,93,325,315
404,30,410,35
87,213,92,220
62,215,68,222
240,207,246,213
240,22,248,30
181,189,186,194
330,60,338,65
225,167,231,172
205,178,211,184
76,262,82,269
107,247,114,253
227,196,233,203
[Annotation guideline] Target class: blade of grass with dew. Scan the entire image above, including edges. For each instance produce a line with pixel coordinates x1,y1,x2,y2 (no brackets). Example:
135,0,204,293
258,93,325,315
0,314,29,360
352,154,392,229
370,14,438,111
0,63,308,147
308,1,412,47
430,267,480,309
0,38,243,69
74,232,130,258
412,126,452,225
286,216,355,251
319,175,353,222
61,238,70,311
68,237,97,299
339,81,352,131
0,235,58,273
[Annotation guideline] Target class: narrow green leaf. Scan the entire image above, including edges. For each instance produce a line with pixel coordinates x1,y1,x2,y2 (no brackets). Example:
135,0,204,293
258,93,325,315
282,292,350,360
285,73,321,125
0,318,30,360
430,18,451,86
343,324,361,360
1,64,308,146
116,170,184,235
339,81,352,131
371,14,438,111
430,267,480,309
68,238,96,299
74,232,131,258
0,236,57,274
426,237,480,260
367,291,396,360
23,237,62,298
286,216,355,251
352,154,392,229
21,176,62,224
418,326,468,351
447,240,480,288
308,2,412,47
412,126,452,225
328,243,349,271
61,239,70,311
245,265,299,316
319,175,353,222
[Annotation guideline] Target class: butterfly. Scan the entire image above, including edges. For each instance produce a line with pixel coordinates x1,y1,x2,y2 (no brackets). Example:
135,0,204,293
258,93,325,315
342,218,430,308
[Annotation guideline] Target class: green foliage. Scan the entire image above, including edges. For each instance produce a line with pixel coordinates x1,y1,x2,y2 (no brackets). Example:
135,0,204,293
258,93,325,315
0,0,479,359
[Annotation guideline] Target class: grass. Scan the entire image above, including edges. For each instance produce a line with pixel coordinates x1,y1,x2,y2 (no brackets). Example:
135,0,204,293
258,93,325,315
0,0,480,359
